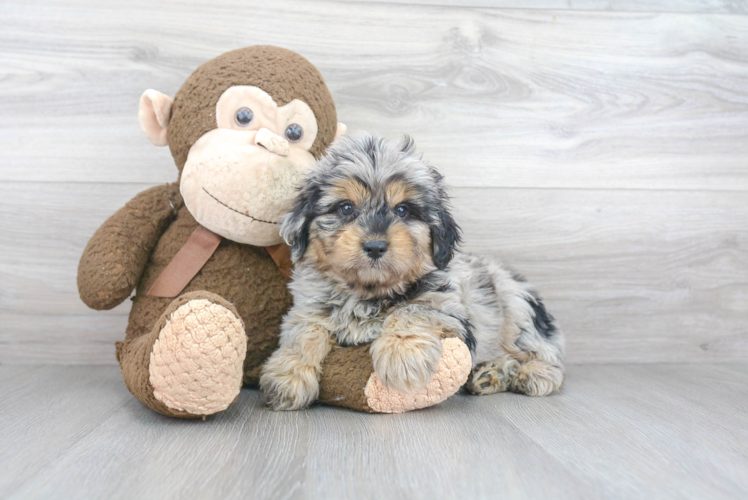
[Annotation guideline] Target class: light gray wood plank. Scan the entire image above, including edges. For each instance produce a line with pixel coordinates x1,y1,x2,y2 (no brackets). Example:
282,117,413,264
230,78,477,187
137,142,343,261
351,0,748,15
0,366,599,500
495,363,748,499
4,392,310,500
0,365,39,386
2,364,747,499
1,1,747,190
303,398,599,500
2,182,746,364
0,366,131,496
635,362,748,430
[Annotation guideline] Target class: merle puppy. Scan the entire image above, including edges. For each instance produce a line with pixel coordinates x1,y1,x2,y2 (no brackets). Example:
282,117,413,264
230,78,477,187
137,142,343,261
260,135,565,410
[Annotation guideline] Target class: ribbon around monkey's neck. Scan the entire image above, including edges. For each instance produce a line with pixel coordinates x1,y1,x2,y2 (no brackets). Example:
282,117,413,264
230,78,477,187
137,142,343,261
264,242,293,280
147,225,292,298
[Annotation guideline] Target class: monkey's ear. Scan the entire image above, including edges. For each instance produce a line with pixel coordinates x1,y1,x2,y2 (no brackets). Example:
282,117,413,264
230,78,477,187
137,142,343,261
139,89,173,147
280,184,320,262
333,123,347,143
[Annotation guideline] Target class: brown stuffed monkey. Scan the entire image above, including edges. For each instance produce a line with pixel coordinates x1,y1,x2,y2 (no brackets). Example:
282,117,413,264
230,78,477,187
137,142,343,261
77,46,470,418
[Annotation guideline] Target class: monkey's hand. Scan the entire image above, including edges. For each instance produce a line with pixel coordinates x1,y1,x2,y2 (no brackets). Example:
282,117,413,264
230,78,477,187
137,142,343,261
77,183,182,310
370,306,445,393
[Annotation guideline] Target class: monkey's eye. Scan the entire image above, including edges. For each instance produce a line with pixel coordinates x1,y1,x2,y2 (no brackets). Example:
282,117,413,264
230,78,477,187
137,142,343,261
285,123,303,142
395,204,410,219
339,202,354,216
235,107,254,127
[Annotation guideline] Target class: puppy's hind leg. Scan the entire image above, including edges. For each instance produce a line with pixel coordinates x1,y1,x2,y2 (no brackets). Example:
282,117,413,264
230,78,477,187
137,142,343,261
466,355,564,397
509,358,564,397
472,281,565,397
504,291,565,397
465,355,520,395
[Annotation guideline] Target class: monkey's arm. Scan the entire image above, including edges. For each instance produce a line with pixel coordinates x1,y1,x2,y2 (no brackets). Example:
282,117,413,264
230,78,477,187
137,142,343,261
77,183,183,310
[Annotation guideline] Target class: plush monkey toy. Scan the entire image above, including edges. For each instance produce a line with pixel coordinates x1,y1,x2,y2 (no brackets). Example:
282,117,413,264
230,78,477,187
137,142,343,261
78,46,470,418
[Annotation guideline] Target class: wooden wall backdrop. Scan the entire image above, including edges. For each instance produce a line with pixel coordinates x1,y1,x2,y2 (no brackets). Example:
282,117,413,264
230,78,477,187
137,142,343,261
1,0,747,365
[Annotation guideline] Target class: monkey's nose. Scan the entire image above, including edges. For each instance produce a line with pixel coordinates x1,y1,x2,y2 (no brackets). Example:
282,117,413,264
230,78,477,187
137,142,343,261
256,128,290,157
363,240,388,260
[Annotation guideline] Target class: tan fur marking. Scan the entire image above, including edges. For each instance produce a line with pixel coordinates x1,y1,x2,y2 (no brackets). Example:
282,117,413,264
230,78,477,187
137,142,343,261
333,224,368,266
331,178,369,207
387,223,416,262
385,180,417,208
260,322,334,410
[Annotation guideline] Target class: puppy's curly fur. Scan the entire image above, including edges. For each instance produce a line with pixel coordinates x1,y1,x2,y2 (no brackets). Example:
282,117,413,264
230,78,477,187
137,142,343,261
260,135,565,410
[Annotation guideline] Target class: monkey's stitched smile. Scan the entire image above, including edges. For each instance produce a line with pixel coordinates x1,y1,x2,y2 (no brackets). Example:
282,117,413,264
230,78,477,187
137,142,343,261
202,188,279,225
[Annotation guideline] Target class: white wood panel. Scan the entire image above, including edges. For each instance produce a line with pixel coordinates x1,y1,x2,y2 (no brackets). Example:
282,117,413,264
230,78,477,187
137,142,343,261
0,183,142,364
1,364,747,499
0,0,746,365
1,1,747,190
1,182,746,364
353,0,748,14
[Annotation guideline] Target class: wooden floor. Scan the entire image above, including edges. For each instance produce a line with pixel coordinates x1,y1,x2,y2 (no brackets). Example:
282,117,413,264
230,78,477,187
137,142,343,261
0,363,746,499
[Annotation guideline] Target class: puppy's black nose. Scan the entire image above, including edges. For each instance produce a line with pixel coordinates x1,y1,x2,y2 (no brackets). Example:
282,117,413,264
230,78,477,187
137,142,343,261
363,240,388,260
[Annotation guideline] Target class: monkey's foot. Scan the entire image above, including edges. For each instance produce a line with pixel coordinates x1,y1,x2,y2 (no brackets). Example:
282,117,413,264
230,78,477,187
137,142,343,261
148,292,247,416
318,336,471,414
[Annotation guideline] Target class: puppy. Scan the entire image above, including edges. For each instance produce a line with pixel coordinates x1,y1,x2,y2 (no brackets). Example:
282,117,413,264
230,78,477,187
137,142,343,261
260,135,565,410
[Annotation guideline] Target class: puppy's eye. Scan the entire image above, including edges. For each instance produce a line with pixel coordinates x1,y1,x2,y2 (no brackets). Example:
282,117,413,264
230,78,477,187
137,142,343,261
285,123,303,142
395,204,409,219
235,107,254,127
339,202,354,216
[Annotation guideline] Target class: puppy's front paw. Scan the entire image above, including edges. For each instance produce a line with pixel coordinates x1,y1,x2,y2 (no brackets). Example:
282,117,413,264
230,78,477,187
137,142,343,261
370,328,442,393
259,352,320,411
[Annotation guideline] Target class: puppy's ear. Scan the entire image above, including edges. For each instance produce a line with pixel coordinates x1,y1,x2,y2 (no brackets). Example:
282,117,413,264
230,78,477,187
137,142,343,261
399,134,417,155
428,169,461,270
281,184,320,262
431,205,461,269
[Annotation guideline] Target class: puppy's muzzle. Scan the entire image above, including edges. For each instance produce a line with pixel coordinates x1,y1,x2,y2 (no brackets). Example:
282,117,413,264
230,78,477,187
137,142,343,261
363,240,388,260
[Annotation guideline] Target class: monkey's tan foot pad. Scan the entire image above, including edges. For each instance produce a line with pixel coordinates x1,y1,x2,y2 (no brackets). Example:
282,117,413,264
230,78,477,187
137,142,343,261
149,297,247,416
318,337,471,414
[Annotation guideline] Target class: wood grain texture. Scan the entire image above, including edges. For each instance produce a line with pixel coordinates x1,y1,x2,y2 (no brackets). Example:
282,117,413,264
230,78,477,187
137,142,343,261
1,364,746,499
0,0,747,365
1,1,747,190
353,0,748,15
1,182,746,364
0,366,131,496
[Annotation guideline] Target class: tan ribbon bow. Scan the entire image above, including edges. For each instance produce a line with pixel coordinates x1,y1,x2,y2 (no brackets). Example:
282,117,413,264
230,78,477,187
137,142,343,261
147,225,293,298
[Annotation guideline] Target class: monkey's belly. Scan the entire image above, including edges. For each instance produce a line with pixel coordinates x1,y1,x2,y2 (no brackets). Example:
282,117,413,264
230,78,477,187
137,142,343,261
125,208,292,383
